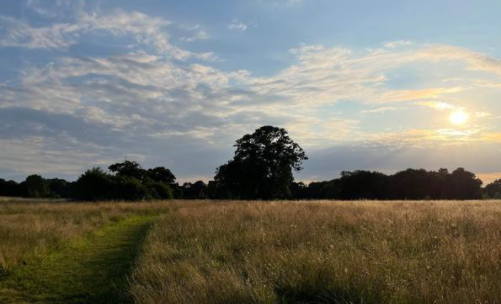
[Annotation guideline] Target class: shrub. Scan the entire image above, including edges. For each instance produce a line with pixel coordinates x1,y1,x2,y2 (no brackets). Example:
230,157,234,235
147,182,174,200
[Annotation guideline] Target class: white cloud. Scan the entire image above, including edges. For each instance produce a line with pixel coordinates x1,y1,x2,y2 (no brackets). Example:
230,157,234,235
363,107,399,113
242,43,501,111
228,20,248,32
181,30,209,42
0,10,217,60
0,16,79,49
383,40,411,49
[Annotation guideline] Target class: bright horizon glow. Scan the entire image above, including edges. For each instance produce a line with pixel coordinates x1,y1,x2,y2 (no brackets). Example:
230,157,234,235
449,110,469,125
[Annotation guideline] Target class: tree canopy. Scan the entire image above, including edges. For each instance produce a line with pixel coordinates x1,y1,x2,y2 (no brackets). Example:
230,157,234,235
213,126,308,199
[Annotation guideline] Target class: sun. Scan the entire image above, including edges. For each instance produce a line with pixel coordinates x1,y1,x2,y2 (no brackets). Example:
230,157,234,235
449,110,469,125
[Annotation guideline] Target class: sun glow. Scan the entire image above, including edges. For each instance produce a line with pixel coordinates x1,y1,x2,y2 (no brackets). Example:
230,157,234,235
449,110,469,125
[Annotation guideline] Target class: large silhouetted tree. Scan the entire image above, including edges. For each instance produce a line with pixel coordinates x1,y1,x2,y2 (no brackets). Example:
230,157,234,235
213,126,307,199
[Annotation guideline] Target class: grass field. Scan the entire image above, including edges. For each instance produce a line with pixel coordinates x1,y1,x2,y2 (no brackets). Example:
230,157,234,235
1,199,501,303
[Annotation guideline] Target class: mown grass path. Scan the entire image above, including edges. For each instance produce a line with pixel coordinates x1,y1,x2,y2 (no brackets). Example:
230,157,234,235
0,215,157,304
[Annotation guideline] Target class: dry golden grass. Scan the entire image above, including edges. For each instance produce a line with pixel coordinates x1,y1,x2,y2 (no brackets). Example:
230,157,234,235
130,200,501,304
0,199,171,270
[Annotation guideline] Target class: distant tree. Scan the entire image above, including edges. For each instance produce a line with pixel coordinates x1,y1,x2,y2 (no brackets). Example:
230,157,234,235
214,126,308,200
73,167,114,201
21,175,50,198
73,162,179,201
109,160,146,180
0,179,21,197
426,168,450,199
484,179,501,199
207,180,218,199
290,181,308,199
389,169,433,199
447,168,483,199
338,170,388,200
181,181,208,199
47,178,71,198
319,179,343,199
114,176,150,201
147,181,174,200
147,167,176,185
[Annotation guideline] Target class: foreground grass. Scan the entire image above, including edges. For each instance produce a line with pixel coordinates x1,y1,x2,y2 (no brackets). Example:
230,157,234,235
0,200,170,269
130,200,501,304
0,199,172,303
0,215,156,304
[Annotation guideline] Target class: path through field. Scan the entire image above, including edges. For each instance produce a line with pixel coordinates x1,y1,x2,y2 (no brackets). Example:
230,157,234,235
0,215,156,304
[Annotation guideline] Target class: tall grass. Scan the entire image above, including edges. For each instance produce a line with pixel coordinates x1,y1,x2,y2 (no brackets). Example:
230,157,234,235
0,199,170,270
129,200,501,304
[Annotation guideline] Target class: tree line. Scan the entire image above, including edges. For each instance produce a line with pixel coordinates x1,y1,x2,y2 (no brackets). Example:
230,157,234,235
0,162,208,201
1,126,500,201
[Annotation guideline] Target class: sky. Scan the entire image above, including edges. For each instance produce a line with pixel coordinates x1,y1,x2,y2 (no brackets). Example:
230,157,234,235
1,0,501,184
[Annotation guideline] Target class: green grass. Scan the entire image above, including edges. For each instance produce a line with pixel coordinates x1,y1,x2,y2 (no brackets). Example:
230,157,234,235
0,215,157,304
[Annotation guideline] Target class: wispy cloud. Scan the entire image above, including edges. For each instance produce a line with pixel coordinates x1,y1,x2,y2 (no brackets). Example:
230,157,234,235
417,101,455,110
362,107,399,113
228,20,248,32
181,30,209,42
383,40,412,48
0,10,216,60
243,43,501,111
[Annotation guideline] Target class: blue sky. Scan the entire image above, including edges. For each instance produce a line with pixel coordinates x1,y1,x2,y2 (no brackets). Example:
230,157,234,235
1,0,501,184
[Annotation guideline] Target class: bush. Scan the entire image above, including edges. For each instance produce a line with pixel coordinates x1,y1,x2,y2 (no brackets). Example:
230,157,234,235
148,182,174,200
114,177,150,201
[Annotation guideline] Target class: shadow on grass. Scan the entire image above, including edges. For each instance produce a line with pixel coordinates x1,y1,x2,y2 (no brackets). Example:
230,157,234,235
0,216,156,304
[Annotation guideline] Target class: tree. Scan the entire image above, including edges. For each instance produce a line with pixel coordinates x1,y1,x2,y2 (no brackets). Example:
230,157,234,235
21,175,50,198
389,169,433,199
447,168,483,199
214,126,308,199
0,179,21,197
484,179,501,199
73,167,114,201
147,167,176,185
338,170,388,200
147,181,174,200
114,176,149,201
47,178,71,198
109,160,146,180
181,181,208,199
290,181,308,199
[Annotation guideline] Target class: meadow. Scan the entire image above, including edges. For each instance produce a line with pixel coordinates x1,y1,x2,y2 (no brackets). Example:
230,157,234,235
1,199,501,303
